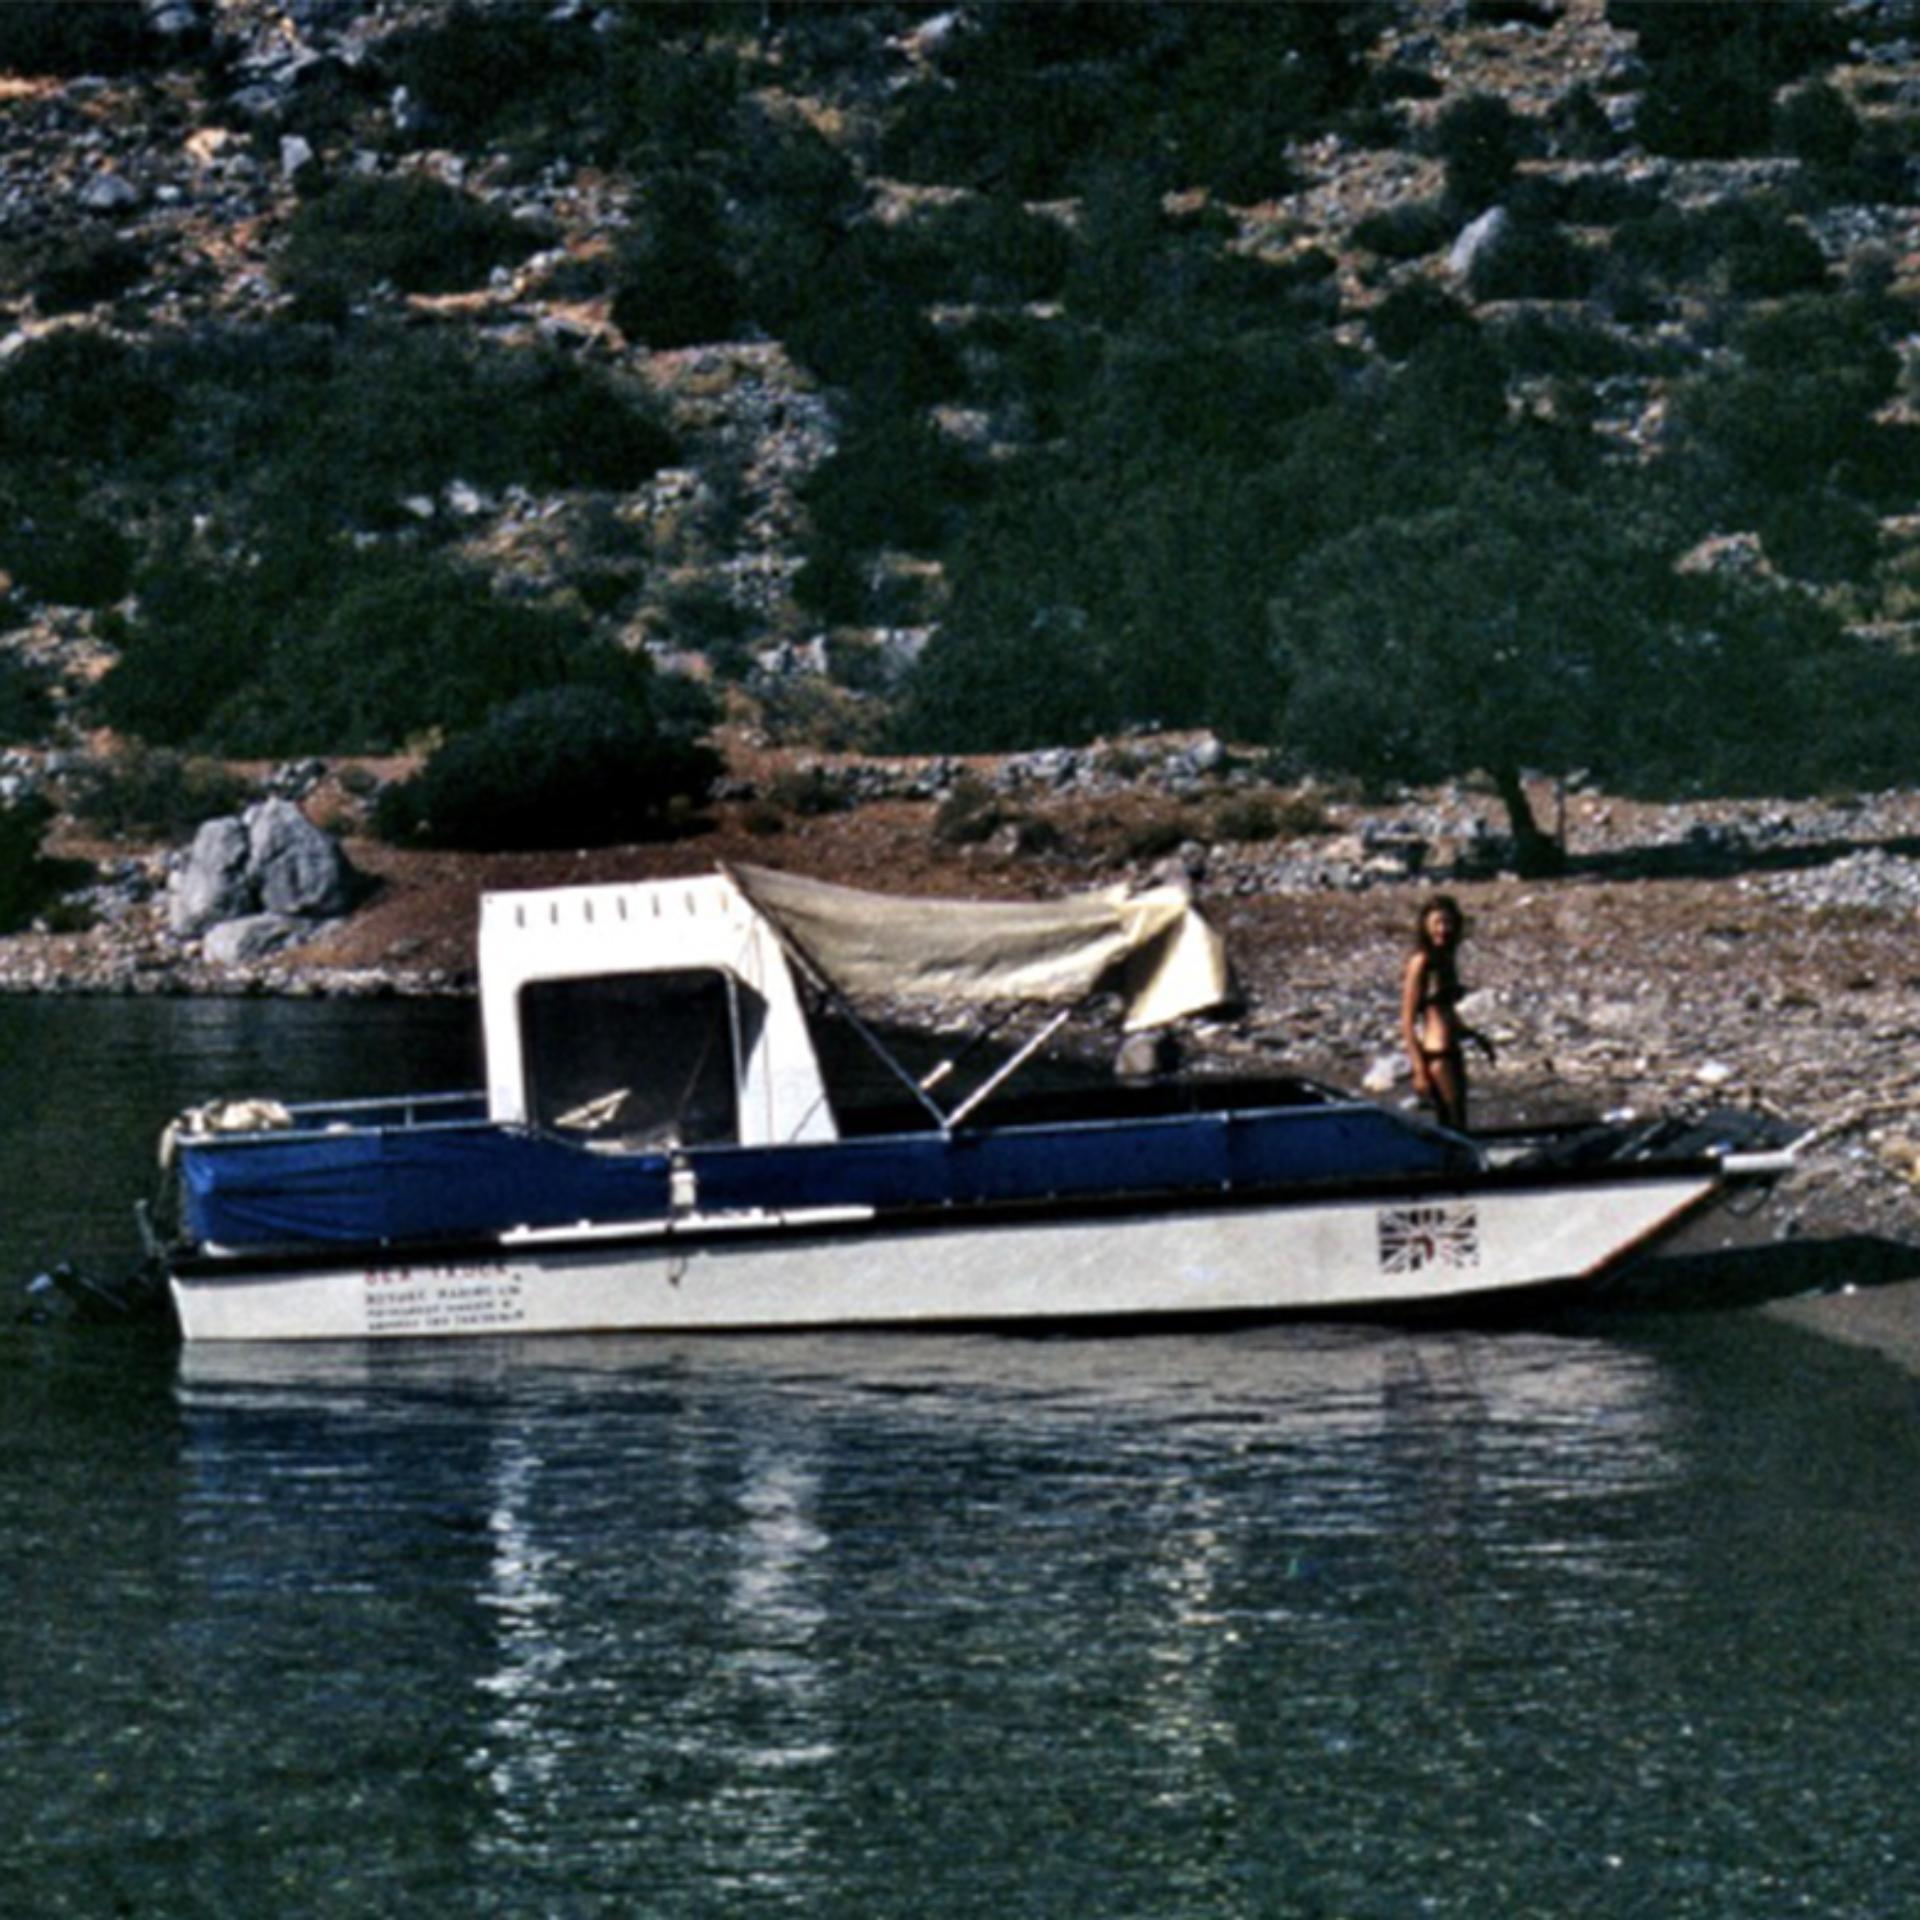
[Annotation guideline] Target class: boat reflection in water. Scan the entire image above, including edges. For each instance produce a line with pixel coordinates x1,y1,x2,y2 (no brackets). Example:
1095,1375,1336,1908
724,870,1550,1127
175,1327,1714,1912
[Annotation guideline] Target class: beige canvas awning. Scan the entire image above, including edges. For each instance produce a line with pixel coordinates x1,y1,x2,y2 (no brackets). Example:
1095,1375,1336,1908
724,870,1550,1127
726,863,1230,1032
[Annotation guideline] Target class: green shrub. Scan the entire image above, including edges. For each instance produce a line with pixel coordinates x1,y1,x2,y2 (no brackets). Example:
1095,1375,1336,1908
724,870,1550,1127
1370,283,1474,360
0,792,60,933
37,897,96,935
1352,200,1455,261
1121,815,1198,863
879,5,1379,200
386,2,602,149
1466,217,1595,302
932,777,1007,846
1592,255,1667,327
157,322,677,532
1273,793,1339,837
791,549,868,626
1736,294,1900,399
1006,814,1065,858
1086,329,1336,464
92,545,650,756
1835,421,1920,509
947,310,1097,440
1612,204,1714,284
802,414,987,559
1718,204,1829,298
601,30,746,164
1609,0,1843,72
1385,330,1510,452
901,594,1112,753
1158,14,1323,202
1613,197,1829,299
0,4,152,77
33,233,149,315
1490,310,1651,380
881,61,1136,200
754,676,889,754
879,197,1074,307
609,171,744,349
0,477,134,607
1467,0,1558,25
780,266,962,411
1755,489,1882,584
0,330,171,467
1207,796,1286,844
66,747,253,841
281,174,554,299
1076,185,1324,333
649,667,723,746
1546,82,1619,162
1776,78,1866,172
1199,789,1336,846
0,651,53,744
727,97,863,230
658,585,755,679
825,631,913,694
1362,63,1444,109
385,5,760,166
763,767,850,818
1528,172,1656,228
1616,1,1845,161
1432,92,1527,212
1640,58,1773,160
375,685,720,851
1671,356,1880,500
896,431,1302,753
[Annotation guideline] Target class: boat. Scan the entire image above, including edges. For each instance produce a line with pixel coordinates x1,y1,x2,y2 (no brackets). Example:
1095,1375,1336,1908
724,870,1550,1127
153,864,1797,1343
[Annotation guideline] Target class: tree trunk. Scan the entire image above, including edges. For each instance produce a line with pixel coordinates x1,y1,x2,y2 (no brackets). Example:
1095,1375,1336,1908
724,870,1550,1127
1493,765,1566,878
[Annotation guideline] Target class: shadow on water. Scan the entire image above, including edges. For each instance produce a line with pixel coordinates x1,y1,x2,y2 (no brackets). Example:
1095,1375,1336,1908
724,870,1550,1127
1593,1231,1920,1315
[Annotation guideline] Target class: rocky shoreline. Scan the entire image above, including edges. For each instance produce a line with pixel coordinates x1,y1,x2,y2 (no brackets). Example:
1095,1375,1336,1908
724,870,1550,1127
6,758,1920,1264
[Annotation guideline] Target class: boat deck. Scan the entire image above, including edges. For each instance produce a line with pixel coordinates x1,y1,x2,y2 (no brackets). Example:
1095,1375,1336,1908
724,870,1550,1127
173,1077,1482,1256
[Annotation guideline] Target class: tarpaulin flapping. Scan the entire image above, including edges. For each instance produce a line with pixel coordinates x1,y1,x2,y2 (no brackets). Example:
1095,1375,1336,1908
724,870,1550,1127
726,863,1229,1031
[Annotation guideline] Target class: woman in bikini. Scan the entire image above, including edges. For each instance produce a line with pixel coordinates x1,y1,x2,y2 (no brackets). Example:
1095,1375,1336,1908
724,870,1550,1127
1401,893,1484,1132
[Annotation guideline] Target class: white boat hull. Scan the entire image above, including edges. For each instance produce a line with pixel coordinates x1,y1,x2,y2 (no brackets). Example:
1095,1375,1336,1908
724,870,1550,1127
169,1169,1726,1343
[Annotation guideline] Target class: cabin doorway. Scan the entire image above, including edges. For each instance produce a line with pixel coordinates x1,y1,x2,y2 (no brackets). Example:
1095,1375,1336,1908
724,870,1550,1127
519,969,753,1149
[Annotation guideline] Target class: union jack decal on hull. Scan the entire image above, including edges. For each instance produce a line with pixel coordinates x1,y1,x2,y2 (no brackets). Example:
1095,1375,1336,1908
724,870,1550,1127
1377,1201,1481,1276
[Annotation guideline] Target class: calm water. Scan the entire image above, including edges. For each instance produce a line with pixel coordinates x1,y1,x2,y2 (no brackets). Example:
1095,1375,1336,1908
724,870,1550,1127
4,999,1920,1917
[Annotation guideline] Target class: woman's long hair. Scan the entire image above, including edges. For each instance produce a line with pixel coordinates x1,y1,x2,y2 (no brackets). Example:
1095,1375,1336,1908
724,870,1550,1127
1413,893,1465,958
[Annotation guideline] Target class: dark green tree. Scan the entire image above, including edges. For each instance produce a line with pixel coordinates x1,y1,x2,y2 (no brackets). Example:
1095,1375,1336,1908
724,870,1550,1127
0,651,53,744
375,684,720,851
92,546,648,756
0,3,153,77
1270,466,1892,867
610,170,744,349
1666,292,1900,507
1432,92,1527,212
1615,0,1847,161
1270,478,1659,871
0,792,62,933
280,174,552,299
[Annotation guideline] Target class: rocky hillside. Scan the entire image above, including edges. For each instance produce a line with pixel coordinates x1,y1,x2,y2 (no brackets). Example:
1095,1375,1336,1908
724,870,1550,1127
2,0,1920,769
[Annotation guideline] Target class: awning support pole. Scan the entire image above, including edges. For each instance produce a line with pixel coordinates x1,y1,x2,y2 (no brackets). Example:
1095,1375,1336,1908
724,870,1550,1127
720,860,1088,1134
944,1008,1074,1129
821,983,954,1129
